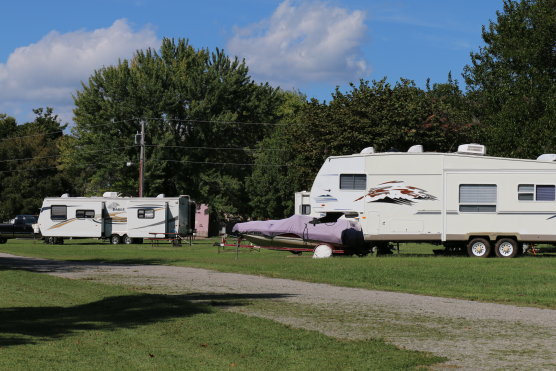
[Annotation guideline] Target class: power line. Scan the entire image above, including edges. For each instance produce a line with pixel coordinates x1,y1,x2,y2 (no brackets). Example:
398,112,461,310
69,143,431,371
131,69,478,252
0,144,139,163
0,143,287,164
144,144,286,152
0,117,292,143
0,158,297,174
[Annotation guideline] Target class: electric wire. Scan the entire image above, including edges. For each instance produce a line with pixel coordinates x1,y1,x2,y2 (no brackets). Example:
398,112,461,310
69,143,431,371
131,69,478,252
0,117,291,143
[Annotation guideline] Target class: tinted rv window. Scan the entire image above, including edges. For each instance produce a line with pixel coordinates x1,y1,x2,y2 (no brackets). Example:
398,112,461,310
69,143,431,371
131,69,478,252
459,184,497,212
51,205,67,220
301,204,311,215
340,174,366,190
536,185,555,201
76,210,95,218
138,209,155,219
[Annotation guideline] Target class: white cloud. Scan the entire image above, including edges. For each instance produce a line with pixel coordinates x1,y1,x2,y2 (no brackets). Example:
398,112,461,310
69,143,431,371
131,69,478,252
227,0,370,87
0,19,160,123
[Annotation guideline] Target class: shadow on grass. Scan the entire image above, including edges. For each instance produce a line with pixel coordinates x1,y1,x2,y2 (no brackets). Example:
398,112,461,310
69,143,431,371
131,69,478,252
0,294,209,347
180,292,296,307
0,255,182,273
0,291,293,347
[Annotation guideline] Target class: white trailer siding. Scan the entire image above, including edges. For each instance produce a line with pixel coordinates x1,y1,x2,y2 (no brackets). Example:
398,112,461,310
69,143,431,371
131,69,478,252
126,201,168,237
39,200,104,238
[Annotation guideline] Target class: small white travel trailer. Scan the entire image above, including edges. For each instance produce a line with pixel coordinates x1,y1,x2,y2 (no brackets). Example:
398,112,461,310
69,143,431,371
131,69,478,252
36,192,195,244
309,144,556,258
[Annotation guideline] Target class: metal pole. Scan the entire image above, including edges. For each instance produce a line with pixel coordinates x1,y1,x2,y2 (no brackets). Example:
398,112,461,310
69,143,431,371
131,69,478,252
139,120,145,197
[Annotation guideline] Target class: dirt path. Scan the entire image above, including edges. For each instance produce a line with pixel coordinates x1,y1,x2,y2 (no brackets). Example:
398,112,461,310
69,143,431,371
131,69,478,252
1,252,555,370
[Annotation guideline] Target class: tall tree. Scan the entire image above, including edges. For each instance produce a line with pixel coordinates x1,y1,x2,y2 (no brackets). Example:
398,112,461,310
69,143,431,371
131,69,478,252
0,108,71,220
464,0,556,158
64,38,282,217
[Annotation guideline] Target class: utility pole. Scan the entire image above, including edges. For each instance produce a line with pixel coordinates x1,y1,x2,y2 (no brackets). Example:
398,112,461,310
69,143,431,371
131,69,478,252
138,120,145,197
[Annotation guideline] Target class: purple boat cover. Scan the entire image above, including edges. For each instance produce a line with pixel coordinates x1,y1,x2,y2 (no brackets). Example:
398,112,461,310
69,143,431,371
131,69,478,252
232,215,362,247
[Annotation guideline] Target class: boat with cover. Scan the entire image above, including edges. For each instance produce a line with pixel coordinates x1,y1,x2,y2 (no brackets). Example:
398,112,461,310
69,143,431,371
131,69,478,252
232,214,364,251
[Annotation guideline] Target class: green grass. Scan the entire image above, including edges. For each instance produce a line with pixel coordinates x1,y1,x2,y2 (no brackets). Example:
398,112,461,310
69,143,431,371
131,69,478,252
0,268,442,370
2,238,556,308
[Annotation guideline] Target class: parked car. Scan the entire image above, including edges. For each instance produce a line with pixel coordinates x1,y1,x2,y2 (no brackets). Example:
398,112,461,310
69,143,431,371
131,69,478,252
0,215,38,243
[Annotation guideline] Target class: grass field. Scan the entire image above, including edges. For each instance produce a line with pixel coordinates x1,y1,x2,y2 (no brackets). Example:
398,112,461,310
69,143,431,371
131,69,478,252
0,240,556,308
1,238,556,308
0,268,443,370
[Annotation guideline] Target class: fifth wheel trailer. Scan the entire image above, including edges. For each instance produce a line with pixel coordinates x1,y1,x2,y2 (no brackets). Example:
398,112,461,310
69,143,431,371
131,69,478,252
35,193,195,244
308,144,556,258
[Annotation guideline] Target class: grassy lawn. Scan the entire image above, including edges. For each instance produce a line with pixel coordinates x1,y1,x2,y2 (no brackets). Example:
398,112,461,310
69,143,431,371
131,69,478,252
0,268,442,370
1,238,556,308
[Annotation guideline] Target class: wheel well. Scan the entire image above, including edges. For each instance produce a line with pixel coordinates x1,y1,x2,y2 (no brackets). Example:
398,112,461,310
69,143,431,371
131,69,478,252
495,235,518,242
467,236,491,243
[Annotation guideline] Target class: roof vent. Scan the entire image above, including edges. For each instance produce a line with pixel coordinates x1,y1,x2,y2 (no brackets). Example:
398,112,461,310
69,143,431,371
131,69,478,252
156,194,165,198
102,192,119,198
408,145,423,153
360,147,375,154
537,154,556,161
457,144,486,156
61,193,70,198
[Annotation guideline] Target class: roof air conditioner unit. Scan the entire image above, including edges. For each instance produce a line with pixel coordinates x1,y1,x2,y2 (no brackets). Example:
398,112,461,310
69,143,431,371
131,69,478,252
156,194,165,198
102,192,119,198
408,145,423,153
537,154,556,161
61,193,70,198
457,144,486,156
360,147,375,154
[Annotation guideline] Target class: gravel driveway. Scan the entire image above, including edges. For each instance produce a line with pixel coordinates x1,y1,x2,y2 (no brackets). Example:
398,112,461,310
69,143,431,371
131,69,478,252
1,252,555,370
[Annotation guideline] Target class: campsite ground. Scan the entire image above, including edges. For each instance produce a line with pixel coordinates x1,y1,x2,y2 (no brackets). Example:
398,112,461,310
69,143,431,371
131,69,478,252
1,239,556,369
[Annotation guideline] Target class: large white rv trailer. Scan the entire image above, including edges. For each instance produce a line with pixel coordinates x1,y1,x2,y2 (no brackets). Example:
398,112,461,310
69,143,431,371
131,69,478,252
309,144,556,257
36,193,194,244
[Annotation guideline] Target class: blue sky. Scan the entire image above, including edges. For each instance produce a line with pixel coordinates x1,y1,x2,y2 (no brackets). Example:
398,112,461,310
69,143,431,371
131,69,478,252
0,0,503,124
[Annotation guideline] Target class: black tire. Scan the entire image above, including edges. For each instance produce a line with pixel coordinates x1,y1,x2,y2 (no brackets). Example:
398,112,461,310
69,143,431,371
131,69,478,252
56,237,64,245
47,236,56,245
110,234,121,245
495,238,519,258
467,238,491,258
123,235,133,245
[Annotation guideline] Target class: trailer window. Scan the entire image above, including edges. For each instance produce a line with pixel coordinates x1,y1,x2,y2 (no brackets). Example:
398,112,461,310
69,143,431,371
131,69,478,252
518,184,555,201
459,184,497,212
518,184,534,200
76,210,95,219
51,205,67,220
340,174,366,190
138,209,155,219
300,204,311,215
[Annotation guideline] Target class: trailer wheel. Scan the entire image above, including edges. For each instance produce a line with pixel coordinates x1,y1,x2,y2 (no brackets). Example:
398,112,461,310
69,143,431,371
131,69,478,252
47,236,56,245
110,234,121,245
495,238,519,258
313,244,333,259
467,238,491,258
123,235,133,245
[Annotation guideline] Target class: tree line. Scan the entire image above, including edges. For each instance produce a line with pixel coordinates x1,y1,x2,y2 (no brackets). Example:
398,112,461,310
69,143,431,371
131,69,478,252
0,0,554,222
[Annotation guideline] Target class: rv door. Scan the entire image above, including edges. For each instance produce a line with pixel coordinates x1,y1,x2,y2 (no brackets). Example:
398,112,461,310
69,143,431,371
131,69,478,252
177,197,192,236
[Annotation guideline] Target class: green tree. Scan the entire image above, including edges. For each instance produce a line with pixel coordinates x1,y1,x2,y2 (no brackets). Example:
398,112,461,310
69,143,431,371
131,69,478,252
0,108,71,220
248,78,477,219
65,38,282,218
463,0,556,158
247,91,308,219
